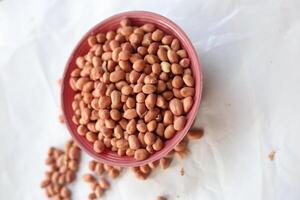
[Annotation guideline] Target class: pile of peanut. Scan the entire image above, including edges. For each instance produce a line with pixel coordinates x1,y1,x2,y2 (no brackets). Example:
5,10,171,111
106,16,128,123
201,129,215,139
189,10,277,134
69,18,195,161
40,140,81,199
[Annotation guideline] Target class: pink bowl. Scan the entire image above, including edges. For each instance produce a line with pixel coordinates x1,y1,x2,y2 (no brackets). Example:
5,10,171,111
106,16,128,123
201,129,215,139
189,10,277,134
61,11,202,167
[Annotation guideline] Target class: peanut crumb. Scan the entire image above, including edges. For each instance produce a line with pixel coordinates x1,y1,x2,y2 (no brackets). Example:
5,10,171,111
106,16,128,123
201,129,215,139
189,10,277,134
180,167,185,176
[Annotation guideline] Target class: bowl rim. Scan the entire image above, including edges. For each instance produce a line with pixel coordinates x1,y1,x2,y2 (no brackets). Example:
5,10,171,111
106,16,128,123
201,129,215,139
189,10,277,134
61,10,203,167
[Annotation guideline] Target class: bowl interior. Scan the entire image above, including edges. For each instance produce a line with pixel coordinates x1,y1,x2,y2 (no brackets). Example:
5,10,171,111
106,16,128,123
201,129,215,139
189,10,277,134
62,11,202,167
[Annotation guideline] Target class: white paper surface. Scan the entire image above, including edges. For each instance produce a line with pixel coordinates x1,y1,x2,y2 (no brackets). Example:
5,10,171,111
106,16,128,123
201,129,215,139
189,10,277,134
1,0,300,199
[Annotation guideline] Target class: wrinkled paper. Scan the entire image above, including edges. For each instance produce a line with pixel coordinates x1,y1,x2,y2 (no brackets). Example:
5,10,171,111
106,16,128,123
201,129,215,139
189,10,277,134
0,0,300,199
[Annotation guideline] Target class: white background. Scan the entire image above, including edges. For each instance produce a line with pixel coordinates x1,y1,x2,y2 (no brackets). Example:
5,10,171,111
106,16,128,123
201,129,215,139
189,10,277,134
1,0,300,199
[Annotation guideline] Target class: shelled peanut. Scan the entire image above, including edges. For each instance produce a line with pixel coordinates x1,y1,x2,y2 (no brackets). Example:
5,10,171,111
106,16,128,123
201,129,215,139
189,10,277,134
69,18,195,161
40,140,81,199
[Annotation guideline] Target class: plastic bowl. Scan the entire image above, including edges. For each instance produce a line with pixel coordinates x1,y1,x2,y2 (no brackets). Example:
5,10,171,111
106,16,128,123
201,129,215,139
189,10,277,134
61,11,202,167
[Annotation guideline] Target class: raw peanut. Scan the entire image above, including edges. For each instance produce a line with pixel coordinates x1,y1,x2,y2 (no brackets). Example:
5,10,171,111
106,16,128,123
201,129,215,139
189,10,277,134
134,149,150,161
123,109,138,119
175,148,189,160
166,81,173,90
96,33,106,43
169,98,184,115
145,94,157,109
118,50,131,61
100,127,113,137
171,38,180,51
68,160,79,171
93,140,105,153
140,165,151,174
144,54,159,64
133,83,143,93
106,31,116,40
71,68,81,77
136,93,146,103
144,108,159,122
157,47,168,61
77,125,88,136
152,63,161,74
120,18,131,27
95,45,104,56
81,107,91,124
159,72,168,81
152,29,164,41
99,177,110,189
144,75,158,84
95,119,104,131
89,160,97,171
101,52,112,61
126,97,136,108
116,139,129,149
90,67,102,80
177,49,187,58
98,109,110,119
160,157,172,169
110,70,125,82
120,26,133,36
180,87,195,97
88,35,97,47
83,174,96,183
148,42,159,54
115,81,128,90
183,74,194,86
171,63,183,74
147,120,157,132
133,59,145,72
144,132,156,145
111,90,121,109
108,168,120,179
113,125,123,139
173,88,183,99
134,27,144,35
163,110,173,125
162,34,173,44
109,40,120,50
156,95,167,109
187,130,204,140
97,96,111,109
164,125,176,139
137,121,147,133
137,73,146,83
60,186,71,198
76,56,85,68
110,109,121,121
118,60,131,72
101,72,110,83
129,70,141,83
152,138,164,151
95,186,104,198
86,132,97,142
121,85,133,95
142,84,156,94
161,61,171,73
126,119,137,134
129,33,143,45
180,58,190,68
75,77,89,90
143,64,152,75
172,76,184,88
69,146,80,160
137,46,148,56
157,80,167,93
112,47,122,61
174,116,187,131
142,23,156,32
93,82,107,97
40,179,51,188
87,122,97,133
119,119,128,130
167,50,179,63
156,123,165,137
121,42,133,52
126,148,135,156
85,52,94,63
128,135,141,150
65,170,75,183
130,53,142,63
174,140,187,152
